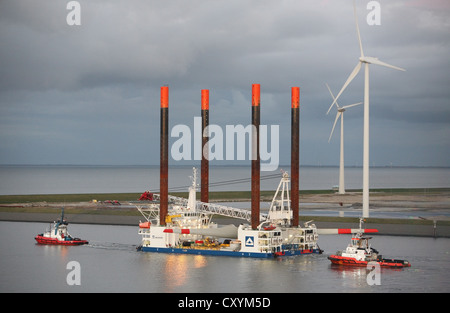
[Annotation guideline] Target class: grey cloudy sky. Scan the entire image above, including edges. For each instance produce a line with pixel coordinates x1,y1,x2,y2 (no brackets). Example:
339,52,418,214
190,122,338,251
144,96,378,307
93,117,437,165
0,0,449,167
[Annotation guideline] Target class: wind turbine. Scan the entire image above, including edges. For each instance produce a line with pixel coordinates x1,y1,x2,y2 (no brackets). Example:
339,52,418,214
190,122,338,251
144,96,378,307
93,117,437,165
326,83,362,195
329,1,405,217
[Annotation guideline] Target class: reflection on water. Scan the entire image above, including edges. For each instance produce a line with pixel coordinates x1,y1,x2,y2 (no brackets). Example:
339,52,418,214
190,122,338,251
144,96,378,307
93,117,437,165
1,221,449,292
193,255,208,269
330,266,370,290
41,244,69,259
164,254,189,292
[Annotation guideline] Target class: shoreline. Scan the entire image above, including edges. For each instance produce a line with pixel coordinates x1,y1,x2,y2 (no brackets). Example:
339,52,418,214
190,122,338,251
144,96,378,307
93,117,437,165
1,188,449,237
1,211,449,238
1,187,449,204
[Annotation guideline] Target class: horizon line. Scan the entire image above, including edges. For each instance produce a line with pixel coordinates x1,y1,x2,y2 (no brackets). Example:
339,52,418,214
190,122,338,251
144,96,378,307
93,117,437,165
0,164,449,169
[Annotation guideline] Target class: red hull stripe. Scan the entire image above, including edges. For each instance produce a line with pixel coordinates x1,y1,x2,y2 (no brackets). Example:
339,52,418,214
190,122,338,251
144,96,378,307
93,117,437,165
328,255,410,268
163,228,191,234
35,236,88,246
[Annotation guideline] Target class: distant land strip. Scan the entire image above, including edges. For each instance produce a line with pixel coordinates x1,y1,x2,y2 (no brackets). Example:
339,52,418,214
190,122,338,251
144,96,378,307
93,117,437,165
0,187,449,204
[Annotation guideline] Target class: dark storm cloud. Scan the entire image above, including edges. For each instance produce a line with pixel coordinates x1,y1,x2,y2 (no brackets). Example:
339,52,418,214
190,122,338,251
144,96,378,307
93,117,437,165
0,0,341,92
0,0,449,166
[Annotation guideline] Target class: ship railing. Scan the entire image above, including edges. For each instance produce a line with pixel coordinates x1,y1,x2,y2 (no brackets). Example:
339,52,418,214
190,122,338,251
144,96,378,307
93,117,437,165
195,201,268,223
135,204,160,223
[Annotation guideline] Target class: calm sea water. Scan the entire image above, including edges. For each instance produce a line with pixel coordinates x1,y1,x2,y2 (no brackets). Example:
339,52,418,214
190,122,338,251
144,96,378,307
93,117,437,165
2,166,449,294
0,165,449,195
1,221,448,293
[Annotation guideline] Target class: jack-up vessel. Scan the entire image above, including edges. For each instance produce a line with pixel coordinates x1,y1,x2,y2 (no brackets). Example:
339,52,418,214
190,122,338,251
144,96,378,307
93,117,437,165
136,169,322,258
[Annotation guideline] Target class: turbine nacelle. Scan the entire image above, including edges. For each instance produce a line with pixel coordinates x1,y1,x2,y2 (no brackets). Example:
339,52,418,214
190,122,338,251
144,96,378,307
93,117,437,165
359,56,374,64
359,56,406,71
325,83,362,143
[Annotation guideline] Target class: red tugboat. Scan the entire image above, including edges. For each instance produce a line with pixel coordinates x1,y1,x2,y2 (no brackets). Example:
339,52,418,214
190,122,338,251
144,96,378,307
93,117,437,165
35,208,88,246
328,218,411,268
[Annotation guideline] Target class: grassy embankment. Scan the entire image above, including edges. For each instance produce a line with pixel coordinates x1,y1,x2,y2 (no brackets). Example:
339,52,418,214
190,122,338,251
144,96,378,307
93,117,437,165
0,188,448,225
1,187,448,203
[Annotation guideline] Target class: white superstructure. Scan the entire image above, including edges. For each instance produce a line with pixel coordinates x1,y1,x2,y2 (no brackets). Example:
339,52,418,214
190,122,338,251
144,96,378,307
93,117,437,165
136,168,322,258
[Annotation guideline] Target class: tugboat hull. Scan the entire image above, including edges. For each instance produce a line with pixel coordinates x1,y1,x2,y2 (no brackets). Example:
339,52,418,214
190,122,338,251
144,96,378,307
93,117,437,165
328,255,411,268
35,235,88,246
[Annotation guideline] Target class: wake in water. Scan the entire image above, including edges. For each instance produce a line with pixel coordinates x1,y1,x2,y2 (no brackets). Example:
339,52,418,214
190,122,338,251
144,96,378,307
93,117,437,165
86,241,138,251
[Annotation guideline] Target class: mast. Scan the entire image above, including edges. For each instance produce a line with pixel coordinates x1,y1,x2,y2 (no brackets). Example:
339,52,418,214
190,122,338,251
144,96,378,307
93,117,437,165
188,167,197,211
160,86,169,226
251,84,260,230
201,89,209,203
267,171,293,226
291,87,300,226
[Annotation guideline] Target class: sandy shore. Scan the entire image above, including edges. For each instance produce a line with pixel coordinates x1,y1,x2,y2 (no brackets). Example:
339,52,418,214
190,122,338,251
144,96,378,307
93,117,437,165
3,190,449,209
299,190,450,209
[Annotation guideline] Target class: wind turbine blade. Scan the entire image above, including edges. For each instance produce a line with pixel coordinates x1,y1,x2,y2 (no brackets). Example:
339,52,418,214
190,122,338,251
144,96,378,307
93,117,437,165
330,62,362,109
342,102,363,109
325,83,336,101
353,0,364,57
326,83,340,115
368,58,406,71
328,112,341,143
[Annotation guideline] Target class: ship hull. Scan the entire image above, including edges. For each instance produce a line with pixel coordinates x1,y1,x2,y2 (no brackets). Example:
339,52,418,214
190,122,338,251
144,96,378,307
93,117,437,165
35,235,88,246
328,255,411,268
138,246,322,258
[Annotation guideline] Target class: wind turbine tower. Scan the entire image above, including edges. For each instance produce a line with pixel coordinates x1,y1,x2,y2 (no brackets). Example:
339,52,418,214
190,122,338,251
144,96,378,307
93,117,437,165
329,2,405,217
326,83,362,195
